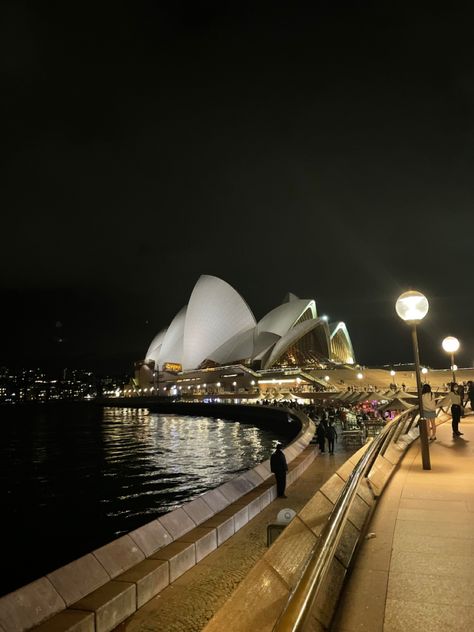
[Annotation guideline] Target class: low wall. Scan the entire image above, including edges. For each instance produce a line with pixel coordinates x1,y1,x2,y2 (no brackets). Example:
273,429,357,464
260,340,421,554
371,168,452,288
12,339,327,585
0,405,315,632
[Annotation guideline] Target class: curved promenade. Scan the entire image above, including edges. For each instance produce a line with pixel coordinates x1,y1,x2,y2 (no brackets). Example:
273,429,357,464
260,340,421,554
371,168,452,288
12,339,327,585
333,411,474,632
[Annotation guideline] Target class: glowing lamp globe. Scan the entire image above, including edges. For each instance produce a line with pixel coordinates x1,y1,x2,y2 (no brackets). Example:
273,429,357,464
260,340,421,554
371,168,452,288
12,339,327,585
395,291,429,323
421,367,428,375
390,370,396,377
356,372,363,380
442,336,460,354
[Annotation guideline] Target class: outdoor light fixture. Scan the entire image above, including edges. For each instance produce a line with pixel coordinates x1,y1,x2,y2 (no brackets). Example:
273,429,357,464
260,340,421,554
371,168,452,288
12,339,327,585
395,290,430,470
390,370,396,377
395,290,429,323
356,372,363,380
442,336,460,383
324,375,330,382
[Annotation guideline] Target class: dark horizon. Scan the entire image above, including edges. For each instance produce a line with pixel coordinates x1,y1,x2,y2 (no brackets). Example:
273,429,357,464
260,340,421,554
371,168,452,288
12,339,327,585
2,3,473,373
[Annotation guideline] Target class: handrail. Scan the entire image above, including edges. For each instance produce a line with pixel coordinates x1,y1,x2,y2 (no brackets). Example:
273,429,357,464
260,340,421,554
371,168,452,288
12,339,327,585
273,405,417,632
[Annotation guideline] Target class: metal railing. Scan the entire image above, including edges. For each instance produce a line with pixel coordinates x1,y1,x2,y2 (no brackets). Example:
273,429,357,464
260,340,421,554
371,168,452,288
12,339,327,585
273,405,419,632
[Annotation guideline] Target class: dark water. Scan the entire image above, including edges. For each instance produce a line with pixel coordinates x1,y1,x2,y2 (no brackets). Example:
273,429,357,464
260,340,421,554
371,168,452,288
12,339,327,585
0,404,286,596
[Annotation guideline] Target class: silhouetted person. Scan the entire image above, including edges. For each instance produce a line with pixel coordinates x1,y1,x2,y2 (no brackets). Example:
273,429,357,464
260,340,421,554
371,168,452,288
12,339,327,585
468,381,474,412
439,383,463,437
270,444,288,498
316,420,327,453
326,421,338,454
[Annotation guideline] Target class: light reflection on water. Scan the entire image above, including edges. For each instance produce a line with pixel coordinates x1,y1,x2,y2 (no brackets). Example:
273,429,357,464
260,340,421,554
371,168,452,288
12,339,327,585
0,405,286,596
99,409,277,527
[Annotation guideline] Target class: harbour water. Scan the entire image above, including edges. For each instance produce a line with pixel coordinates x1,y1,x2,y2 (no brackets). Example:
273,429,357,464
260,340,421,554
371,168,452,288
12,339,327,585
0,404,286,596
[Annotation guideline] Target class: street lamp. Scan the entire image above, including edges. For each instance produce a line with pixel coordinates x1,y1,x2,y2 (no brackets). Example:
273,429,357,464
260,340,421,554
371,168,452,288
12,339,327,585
442,336,460,384
421,367,428,383
395,290,430,470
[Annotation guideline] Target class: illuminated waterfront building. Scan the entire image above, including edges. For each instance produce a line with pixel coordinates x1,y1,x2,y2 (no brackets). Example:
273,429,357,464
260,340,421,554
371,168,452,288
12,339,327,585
143,276,355,379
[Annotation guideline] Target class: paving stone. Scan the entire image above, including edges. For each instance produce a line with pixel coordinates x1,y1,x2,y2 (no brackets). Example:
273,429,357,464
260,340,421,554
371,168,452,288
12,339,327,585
47,554,110,607
151,541,196,583
0,578,65,632
116,559,169,609
93,535,145,579
73,581,136,632
32,609,94,632
182,497,214,526
128,519,173,557
158,507,196,539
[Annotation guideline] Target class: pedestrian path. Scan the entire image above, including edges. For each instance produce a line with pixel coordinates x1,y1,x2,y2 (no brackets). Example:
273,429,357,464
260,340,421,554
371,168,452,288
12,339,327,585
333,412,474,632
115,443,353,632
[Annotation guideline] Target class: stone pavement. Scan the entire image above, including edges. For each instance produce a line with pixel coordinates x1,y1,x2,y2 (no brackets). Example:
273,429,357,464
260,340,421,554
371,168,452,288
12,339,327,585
333,411,474,632
115,441,354,632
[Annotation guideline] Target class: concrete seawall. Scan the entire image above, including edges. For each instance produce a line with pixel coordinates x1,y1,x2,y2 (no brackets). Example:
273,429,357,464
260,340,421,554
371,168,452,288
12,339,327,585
0,404,315,632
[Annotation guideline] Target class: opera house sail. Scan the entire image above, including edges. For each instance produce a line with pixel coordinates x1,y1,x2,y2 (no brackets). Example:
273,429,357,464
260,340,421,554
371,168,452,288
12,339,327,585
143,275,356,375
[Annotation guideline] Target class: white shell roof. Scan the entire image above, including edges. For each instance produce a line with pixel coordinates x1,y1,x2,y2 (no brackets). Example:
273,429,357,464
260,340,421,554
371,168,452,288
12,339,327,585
145,328,167,363
257,299,316,337
158,306,187,367
208,328,255,365
264,318,329,369
145,277,353,371
182,275,256,370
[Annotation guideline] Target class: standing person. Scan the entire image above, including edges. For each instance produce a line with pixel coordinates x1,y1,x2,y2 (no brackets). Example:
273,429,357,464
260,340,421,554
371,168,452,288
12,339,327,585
422,384,437,441
316,419,327,453
326,421,338,454
468,381,474,412
439,383,463,437
270,444,288,498
458,382,465,417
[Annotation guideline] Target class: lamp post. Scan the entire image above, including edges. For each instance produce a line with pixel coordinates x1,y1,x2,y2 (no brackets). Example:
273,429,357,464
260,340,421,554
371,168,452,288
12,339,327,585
395,290,430,470
442,336,460,384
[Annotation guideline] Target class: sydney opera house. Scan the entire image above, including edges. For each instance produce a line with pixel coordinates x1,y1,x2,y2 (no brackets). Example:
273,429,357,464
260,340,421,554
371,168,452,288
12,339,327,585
138,276,355,389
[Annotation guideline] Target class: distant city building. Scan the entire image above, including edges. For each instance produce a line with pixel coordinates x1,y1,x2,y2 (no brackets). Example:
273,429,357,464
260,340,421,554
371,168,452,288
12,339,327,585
0,368,129,404
144,275,355,377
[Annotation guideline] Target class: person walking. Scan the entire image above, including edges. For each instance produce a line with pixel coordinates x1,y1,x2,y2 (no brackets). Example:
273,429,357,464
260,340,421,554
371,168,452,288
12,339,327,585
439,383,463,437
326,421,338,454
316,419,327,453
270,443,288,498
421,383,437,441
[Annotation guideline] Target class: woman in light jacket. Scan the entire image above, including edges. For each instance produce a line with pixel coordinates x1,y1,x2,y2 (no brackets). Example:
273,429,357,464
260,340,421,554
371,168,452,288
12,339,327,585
439,383,463,437
422,383,437,441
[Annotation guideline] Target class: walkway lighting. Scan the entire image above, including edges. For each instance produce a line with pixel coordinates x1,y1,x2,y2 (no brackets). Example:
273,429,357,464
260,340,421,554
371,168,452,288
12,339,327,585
395,290,430,470
324,375,330,382
442,336,460,383
356,372,363,380
390,370,396,377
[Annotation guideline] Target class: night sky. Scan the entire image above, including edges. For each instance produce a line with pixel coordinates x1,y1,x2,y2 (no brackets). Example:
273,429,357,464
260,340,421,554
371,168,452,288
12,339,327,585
2,2,473,374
